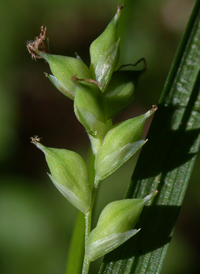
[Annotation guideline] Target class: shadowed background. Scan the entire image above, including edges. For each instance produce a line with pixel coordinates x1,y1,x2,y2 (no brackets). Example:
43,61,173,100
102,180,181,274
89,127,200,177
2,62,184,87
0,0,199,273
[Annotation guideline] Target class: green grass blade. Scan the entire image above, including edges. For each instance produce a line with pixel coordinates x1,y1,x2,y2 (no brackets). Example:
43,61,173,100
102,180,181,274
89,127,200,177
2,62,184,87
65,211,85,274
99,0,200,273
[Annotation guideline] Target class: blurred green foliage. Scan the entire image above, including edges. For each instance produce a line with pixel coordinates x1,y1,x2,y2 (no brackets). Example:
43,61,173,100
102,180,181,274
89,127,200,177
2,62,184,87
0,0,199,273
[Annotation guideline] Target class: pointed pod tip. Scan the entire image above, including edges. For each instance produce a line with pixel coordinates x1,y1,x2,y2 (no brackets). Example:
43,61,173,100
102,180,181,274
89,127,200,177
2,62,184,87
142,190,158,205
30,135,42,144
30,135,46,152
145,105,158,119
118,4,125,13
115,4,125,22
152,105,158,111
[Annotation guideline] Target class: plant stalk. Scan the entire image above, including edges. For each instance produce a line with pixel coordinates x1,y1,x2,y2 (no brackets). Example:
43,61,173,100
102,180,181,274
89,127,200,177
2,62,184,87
82,210,92,274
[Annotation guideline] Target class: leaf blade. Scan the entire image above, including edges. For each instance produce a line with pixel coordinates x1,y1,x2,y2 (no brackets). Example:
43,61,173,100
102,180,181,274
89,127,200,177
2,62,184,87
99,0,200,273
65,212,85,274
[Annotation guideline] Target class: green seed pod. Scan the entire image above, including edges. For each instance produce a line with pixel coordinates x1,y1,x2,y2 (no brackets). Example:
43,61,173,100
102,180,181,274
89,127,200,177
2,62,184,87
89,5,124,91
92,40,120,92
31,138,91,214
95,106,158,182
40,52,91,99
86,191,157,261
105,70,142,119
73,79,107,139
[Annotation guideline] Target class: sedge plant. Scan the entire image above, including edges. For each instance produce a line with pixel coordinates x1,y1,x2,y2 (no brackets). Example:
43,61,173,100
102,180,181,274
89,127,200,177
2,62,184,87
27,5,158,274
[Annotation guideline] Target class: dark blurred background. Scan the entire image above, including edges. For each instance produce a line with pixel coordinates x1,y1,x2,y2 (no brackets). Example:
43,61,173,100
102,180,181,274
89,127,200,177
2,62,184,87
0,0,199,273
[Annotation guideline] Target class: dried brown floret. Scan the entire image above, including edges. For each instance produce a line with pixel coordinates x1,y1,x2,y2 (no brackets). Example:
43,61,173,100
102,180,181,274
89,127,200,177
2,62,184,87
27,25,49,60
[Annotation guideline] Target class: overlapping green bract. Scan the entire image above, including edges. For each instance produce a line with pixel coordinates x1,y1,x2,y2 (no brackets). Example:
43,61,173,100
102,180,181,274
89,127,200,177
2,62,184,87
40,52,91,99
32,141,91,214
73,81,107,138
105,70,142,119
86,191,157,261
89,5,122,92
95,107,157,183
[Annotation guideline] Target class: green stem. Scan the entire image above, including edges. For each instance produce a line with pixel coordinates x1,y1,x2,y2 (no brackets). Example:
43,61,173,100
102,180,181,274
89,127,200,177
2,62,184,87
91,184,98,207
82,210,92,274
82,178,100,274
85,210,92,241
82,254,91,274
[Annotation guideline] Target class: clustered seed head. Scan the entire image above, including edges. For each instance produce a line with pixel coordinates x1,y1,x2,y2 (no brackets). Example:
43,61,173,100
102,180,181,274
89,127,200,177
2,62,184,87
27,6,158,266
